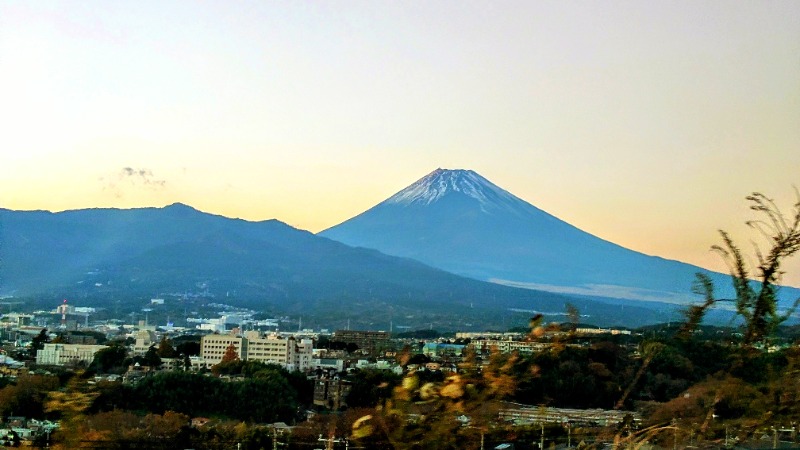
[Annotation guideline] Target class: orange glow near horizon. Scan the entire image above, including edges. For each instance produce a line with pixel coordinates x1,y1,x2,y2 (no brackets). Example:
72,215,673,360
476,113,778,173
1,2,798,286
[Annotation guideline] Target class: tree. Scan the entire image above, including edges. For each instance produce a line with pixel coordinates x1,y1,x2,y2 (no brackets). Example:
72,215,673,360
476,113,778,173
0,429,20,447
90,344,129,374
157,336,178,358
221,343,240,364
31,329,50,356
176,340,200,357
0,374,60,419
143,345,162,368
351,347,518,449
683,191,800,344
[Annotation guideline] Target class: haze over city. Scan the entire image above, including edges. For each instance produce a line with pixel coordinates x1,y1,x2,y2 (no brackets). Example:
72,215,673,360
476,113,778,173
1,1,798,285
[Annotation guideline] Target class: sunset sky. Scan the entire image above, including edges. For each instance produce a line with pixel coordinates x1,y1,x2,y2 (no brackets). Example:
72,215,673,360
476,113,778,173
1,2,799,285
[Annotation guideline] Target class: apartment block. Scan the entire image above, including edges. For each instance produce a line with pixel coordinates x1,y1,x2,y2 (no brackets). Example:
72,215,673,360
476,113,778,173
199,331,313,371
332,330,390,354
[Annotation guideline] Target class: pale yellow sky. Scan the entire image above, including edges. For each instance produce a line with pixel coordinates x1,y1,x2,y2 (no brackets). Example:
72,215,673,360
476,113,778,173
1,1,799,286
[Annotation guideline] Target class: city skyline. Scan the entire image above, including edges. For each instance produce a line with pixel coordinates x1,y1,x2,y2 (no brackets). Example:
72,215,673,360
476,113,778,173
1,2,799,285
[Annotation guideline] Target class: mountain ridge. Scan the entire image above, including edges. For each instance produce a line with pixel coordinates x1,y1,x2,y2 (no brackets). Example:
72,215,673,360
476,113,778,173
0,203,669,329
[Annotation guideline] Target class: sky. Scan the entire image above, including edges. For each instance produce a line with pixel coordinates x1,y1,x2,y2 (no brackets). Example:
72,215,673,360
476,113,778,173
1,1,799,285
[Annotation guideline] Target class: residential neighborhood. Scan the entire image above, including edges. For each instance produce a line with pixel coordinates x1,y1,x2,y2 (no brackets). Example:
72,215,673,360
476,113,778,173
3,297,800,449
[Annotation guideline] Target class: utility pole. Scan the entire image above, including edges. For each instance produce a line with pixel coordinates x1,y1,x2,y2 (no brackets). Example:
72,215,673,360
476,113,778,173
567,424,571,448
540,422,545,450
672,419,678,450
318,434,348,450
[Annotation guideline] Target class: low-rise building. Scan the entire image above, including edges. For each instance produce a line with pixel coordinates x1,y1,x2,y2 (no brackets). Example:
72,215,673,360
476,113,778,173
422,342,465,358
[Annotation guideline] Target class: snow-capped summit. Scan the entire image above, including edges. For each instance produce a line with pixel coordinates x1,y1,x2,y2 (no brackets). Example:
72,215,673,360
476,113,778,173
320,168,743,306
384,168,525,214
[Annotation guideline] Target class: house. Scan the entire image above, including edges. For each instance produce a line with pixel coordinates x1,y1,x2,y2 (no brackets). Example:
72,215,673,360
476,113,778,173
0,354,26,377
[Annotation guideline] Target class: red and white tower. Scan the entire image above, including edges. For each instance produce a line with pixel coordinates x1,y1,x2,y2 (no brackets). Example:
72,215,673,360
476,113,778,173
59,299,69,327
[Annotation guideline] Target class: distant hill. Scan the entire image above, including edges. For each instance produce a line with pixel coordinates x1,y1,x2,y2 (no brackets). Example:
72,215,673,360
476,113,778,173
320,168,800,309
0,204,667,329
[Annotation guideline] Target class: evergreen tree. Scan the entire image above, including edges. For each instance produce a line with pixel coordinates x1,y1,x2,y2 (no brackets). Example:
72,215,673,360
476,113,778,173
90,344,129,374
157,336,178,358
31,329,50,356
143,344,162,368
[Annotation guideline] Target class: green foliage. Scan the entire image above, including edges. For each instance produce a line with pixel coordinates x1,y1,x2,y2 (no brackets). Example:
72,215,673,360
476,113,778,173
143,344,162,368
345,368,401,408
227,377,297,423
30,328,50,356
175,340,201,356
394,329,442,339
92,370,303,424
513,344,634,409
89,344,129,374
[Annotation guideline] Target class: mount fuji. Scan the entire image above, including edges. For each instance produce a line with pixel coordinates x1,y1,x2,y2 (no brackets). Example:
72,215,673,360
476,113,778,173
321,168,773,306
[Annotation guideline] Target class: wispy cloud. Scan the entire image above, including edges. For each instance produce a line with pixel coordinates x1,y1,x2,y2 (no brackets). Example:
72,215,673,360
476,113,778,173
101,167,166,198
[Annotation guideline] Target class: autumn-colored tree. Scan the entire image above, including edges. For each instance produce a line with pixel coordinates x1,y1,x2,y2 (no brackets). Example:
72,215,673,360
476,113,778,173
221,343,240,364
211,343,241,376
0,374,60,418
53,409,192,449
45,373,101,449
351,347,518,450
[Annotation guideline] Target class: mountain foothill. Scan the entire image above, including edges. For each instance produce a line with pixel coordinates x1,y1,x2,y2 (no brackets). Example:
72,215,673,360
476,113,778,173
3,168,794,329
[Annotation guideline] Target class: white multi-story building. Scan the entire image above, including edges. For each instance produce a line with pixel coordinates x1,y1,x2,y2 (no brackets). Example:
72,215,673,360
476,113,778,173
199,331,313,371
244,331,312,372
36,343,106,366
